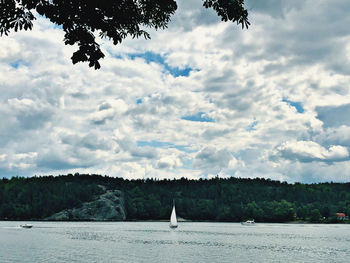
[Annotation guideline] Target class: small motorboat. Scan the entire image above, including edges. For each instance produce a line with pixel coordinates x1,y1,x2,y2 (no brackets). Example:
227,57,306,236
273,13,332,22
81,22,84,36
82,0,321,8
20,224,33,229
241,219,255,225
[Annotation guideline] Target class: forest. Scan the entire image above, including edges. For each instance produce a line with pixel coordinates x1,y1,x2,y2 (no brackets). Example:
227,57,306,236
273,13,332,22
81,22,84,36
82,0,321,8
0,174,349,223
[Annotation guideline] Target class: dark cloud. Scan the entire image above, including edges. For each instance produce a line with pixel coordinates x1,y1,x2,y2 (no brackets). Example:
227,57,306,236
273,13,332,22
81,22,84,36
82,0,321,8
221,0,350,76
117,137,158,160
272,141,349,163
245,0,303,18
60,133,111,151
37,146,100,170
70,92,89,99
203,69,238,93
37,158,81,170
193,146,234,174
98,102,112,111
316,104,350,128
157,161,171,169
315,126,350,148
202,128,231,140
169,0,222,32
90,109,115,125
156,155,181,169
7,98,54,130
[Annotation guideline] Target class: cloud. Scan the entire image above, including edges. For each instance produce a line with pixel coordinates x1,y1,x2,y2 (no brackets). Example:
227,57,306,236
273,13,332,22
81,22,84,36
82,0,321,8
37,152,94,170
59,132,111,151
0,154,6,162
273,140,349,163
181,112,214,122
7,98,53,129
316,126,350,148
89,99,128,125
116,136,158,160
316,104,350,128
202,127,231,140
0,152,38,171
157,154,182,169
89,108,115,125
1,0,350,182
245,0,303,18
193,146,237,174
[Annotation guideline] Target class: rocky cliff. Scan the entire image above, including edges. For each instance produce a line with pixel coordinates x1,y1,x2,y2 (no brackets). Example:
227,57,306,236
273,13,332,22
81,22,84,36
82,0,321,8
46,188,126,221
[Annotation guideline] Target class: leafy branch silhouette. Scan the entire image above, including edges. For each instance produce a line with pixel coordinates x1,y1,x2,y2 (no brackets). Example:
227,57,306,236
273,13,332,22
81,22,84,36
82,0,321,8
0,0,249,69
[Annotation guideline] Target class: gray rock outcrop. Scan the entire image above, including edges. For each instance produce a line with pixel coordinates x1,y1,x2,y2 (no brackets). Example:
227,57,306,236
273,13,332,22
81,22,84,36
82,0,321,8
46,189,126,221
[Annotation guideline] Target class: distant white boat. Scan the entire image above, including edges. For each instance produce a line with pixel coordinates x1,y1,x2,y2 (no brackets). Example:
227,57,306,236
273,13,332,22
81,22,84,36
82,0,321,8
241,219,255,225
169,201,178,228
20,224,33,229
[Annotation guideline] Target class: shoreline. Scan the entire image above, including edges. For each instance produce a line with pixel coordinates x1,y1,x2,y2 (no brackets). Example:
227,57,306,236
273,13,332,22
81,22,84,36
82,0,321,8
1,219,349,224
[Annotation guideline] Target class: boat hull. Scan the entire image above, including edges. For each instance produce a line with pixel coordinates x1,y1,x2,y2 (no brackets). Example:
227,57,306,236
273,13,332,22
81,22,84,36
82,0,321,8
241,222,255,226
20,225,33,229
169,225,178,228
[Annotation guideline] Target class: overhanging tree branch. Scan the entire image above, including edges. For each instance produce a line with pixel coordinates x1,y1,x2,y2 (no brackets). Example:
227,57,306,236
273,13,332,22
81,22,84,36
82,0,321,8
0,0,249,69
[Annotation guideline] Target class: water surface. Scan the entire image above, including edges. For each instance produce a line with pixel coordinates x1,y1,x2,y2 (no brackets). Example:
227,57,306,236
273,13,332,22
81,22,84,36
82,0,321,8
0,221,349,262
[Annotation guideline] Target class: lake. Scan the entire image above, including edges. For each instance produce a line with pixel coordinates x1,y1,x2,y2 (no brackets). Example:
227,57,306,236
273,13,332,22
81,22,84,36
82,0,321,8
0,221,349,262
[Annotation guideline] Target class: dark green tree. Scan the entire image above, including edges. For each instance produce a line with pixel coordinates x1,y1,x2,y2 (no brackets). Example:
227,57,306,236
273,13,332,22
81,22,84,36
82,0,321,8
0,0,249,69
2,175,349,222
309,209,322,222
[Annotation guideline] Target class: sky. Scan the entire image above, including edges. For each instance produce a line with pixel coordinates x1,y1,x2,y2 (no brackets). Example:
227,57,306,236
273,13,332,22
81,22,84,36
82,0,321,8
1,0,350,183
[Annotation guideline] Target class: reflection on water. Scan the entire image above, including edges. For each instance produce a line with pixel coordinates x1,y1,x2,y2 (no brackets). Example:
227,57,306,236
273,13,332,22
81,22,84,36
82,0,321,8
0,222,349,262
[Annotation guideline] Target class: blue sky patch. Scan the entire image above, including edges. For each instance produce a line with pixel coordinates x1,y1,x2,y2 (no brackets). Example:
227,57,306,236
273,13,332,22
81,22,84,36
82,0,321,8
10,60,22,69
181,112,214,123
137,140,170,148
247,120,258,131
282,99,304,113
53,24,63,30
136,98,142,104
181,159,193,169
127,52,193,77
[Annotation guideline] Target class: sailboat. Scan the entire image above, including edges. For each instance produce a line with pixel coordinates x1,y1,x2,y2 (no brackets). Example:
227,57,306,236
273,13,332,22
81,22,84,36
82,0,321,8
169,200,178,228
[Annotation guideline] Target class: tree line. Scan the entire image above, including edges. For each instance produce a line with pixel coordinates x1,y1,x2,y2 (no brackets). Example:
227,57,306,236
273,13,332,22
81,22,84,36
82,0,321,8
0,174,349,223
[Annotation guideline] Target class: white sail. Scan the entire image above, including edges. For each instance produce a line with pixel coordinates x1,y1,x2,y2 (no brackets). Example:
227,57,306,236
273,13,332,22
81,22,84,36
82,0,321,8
170,204,178,228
